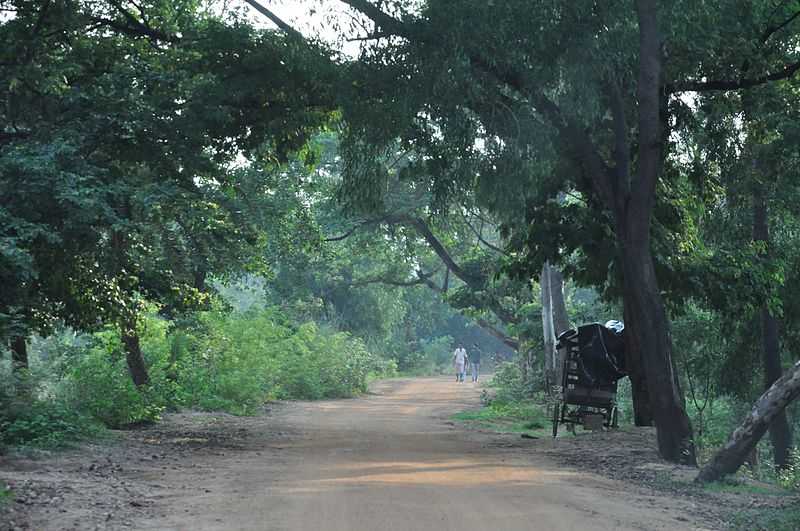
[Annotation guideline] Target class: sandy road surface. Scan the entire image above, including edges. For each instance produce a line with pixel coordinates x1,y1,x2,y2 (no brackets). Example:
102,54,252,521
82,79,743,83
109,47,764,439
135,377,702,531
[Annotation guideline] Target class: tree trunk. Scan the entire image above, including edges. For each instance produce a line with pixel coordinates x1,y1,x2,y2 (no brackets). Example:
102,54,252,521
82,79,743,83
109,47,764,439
753,186,792,468
622,295,654,426
697,359,800,483
541,263,557,391
619,231,696,465
600,1,695,465
548,265,570,388
10,335,28,372
549,267,570,336
193,268,207,292
121,323,150,388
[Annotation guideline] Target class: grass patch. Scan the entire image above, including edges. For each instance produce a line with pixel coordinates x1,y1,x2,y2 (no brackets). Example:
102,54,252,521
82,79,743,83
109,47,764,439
452,400,552,438
0,484,12,506
728,505,800,531
703,479,792,497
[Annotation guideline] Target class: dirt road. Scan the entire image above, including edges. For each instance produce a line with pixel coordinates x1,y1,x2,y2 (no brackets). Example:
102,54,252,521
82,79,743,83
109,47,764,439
130,377,703,531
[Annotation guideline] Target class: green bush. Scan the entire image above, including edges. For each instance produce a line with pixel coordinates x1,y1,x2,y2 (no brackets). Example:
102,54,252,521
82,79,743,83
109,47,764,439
0,399,103,448
778,448,800,492
63,320,175,428
171,308,388,410
0,484,12,506
488,362,533,404
1,304,394,447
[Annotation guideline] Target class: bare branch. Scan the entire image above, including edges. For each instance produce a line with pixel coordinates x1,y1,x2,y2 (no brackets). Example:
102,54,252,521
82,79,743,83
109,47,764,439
460,210,508,256
241,0,304,40
338,0,410,38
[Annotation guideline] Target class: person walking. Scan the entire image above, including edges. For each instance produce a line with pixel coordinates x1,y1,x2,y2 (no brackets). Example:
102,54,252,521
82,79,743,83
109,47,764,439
453,345,468,382
470,343,481,382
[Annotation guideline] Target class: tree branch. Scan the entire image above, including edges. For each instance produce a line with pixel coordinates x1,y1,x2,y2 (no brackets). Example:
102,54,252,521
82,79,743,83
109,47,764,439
324,222,368,242
88,15,178,42
405,217,481,285
468,56,618,208
97,0,179,42
349,268,439,288
667,60,800,93
460,210,508,256
241,0,304,40
338,0,410,38
476,318,519,350
762,9,800,43
414,275,519,350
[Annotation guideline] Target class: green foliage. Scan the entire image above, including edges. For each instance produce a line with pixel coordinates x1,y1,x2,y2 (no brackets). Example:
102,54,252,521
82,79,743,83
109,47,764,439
728,505,800,531
172,308,389,411
1,303,394,448
778,448,800,492
451,362,551,436
487,362,534,404
0,366,104,449
0,398,104,449
0,484,12,506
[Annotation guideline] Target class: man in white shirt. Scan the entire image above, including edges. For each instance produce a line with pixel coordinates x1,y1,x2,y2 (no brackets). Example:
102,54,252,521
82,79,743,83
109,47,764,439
453,345,468,382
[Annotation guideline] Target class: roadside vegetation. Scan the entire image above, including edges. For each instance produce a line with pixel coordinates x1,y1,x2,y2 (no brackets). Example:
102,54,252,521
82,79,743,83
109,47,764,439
4,1,800,523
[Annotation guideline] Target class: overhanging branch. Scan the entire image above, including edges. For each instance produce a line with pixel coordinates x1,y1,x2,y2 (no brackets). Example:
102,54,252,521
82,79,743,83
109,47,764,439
667,60,800,93
242,0,304,40
338,0,410,38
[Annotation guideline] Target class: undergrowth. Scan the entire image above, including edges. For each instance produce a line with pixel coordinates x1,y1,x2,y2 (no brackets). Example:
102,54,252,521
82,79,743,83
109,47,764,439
0,305,395,449
728,505,800,531
0,484,12,506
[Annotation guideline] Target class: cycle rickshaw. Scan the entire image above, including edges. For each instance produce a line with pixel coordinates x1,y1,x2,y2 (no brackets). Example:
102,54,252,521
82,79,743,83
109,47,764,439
552,321,627,437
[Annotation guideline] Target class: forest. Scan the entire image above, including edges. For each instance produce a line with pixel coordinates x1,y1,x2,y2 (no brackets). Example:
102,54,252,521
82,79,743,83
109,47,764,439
2,0,800,527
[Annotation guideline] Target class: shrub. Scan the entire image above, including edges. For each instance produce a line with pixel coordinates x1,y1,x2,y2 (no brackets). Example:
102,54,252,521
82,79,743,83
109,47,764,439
1,304,394,447
778,448,800,492
488,362,533,404
63,321,172,428
0,399,103,448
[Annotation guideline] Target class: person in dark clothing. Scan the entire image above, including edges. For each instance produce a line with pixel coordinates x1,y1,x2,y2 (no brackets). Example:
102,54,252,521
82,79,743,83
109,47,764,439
470,343,481,382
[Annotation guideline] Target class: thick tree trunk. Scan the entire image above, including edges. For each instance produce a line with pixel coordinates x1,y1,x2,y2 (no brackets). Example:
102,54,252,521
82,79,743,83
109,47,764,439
753,187,792,468
622,295,654,426
10,335,28,372
599,1,695,465
121,323,150,388
697,359,800,483
619,233,696,465
541,263,557,391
